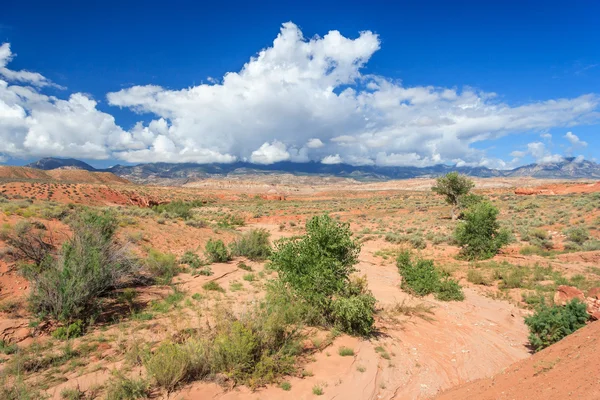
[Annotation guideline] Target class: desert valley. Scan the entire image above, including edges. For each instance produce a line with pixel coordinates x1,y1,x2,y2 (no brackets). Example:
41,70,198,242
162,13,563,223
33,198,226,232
0,164,598,400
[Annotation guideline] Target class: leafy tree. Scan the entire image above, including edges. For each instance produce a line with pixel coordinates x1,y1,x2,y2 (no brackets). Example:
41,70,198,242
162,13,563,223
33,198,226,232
525,299,589,352
454,201,511,260
432,172,475,220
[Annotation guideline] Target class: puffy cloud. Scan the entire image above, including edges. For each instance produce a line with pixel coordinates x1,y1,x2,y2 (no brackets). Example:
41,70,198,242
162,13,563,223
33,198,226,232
306,138,324,148
0,22,599,166
526,142,564,163
250,140,289,164
321,154,342,164
564,131,588,147
106,23,598,166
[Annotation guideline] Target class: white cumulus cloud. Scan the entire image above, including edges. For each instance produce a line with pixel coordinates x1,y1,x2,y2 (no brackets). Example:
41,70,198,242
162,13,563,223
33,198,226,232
0,22,599,166
564,131,588,147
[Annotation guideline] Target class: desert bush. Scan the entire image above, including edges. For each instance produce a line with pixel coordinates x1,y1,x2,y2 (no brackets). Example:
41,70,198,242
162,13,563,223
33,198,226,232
185,219,207,228
229,229,272,261
203,281,225,292
144,342,191,392
51,320,84,340
270,215,376,335
431,172,475,220
330,294,376,336
0,377,47,400
217,214,245,228
564,226,589,245
396,251,439,296
524,299,589,352
152,200,204,220
179,251,206,269
21,210,138,321
0,340,18,355
436,279,465,301
466,269,491,286
454,201,511,260
0,221,55,265
145,249,179,283
396,251,464,301
205,239,231,263
104,372,149,400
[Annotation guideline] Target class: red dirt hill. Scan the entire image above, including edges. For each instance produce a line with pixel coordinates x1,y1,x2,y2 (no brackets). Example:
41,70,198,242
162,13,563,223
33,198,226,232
434,321,600,400
0,166,130,185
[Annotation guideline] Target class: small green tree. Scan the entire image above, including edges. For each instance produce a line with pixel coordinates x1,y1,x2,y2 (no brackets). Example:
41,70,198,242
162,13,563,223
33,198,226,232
454,201,511,260
432,172,475,220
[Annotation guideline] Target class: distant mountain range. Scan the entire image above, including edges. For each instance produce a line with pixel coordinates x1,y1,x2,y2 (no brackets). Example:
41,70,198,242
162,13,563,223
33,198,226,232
26,157,97,171
24,157,600,185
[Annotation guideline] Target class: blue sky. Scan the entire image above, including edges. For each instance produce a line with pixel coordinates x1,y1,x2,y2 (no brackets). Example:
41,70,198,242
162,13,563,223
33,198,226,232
0,0,598,168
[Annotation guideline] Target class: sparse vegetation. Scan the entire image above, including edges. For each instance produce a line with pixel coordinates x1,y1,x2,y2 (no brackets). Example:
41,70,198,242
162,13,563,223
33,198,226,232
396,251,464,301
204,239,231,263
270,215,376,335
20,210,138,322
229,229,272,260
525,299,589,352
454,201,511,260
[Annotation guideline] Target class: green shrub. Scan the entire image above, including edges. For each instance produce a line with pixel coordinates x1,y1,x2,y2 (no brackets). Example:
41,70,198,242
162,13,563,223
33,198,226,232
205,239,231,263
524,299,589,352
466,269,491,286
229,229,272,261
0,340,18,355
270,215,375,335
396,251,464,301
51,320,84,340
330,294,376,336
217,214,245,228
0,377,47,400
436,279,465,301
104,372,149,400
338,346,354,356
203,281,225,293
454,201,511,260
21,210,138,322
396,251,439,296
145,249,179,283
151,200,204,220
179,251,202,268
564,226,589,245
144,342,191,392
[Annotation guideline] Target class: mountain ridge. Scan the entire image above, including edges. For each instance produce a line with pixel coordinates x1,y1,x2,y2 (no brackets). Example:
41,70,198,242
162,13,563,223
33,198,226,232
21,157,600,185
